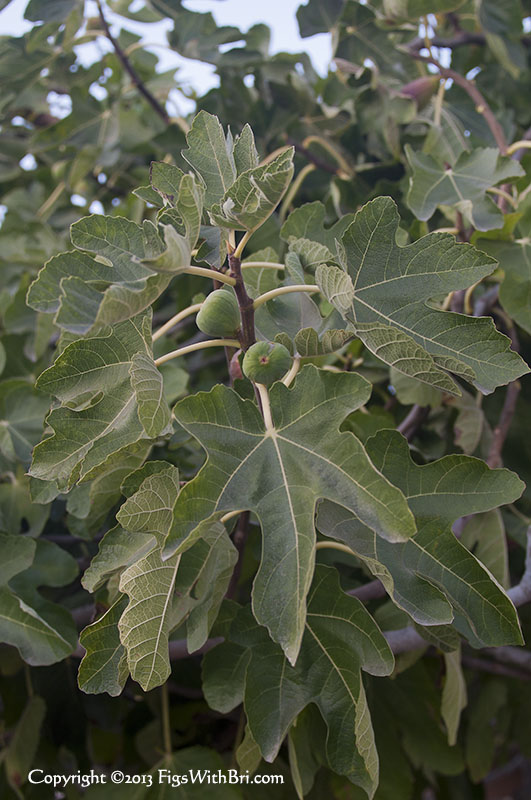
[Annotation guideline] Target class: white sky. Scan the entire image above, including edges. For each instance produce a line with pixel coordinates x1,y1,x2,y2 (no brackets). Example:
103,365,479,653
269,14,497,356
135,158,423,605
0,0,332,111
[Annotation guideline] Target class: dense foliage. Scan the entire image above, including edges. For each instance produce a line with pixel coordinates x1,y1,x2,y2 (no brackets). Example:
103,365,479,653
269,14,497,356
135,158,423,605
1,0,531,797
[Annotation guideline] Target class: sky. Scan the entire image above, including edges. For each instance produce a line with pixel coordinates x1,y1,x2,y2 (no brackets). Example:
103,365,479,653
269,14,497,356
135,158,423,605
0,0,332,113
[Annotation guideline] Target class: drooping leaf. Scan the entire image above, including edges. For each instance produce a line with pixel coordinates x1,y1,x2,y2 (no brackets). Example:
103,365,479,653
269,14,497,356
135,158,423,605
465,679,507,781
209,148,294,232
78,596,129,697
118,547,182,690
4,695,46,792
165,365,416,664
230,566,394,798
460,509,509,588
202,640,250,714
116,464,181,543
176,524,238,654
112,464,236,689
406,146,524,230
29,313,170,491
447,388,488,454
317,429,524,647
316,196,528,394
477,236,531,334
27,216,169,335
0,379,51,466
66,441,151,538
0,535,78,665
441,645,467,746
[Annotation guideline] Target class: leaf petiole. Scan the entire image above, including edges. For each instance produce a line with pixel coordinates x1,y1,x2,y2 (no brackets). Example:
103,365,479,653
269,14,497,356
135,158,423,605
252,284,320,309
315,541,356,556
152,302,203,342
185,267,236,286
154,339,240,366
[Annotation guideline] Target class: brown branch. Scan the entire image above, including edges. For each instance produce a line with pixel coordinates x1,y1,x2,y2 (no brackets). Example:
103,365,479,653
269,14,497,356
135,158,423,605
286,136,342,177
408,50,507,154
228,251,256,351
461,655,531,681
96,0,169,125
397,404,430,441
408,32,487,51
487,380,521,468
408,32,531,52
473,285,499,317
348,580,386,601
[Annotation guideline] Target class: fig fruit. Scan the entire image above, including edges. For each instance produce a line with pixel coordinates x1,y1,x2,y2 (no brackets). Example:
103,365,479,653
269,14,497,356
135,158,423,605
196,289,240,338
242,341,292,386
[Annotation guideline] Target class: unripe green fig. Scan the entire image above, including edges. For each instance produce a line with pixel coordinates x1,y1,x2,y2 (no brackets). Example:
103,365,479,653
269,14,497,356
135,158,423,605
196,289,240,338
242,341,292,386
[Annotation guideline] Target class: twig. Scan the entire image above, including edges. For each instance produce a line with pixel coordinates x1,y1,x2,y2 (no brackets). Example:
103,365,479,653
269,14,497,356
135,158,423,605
486,380,521,467
96,0,170,125
473,285,499,317
286,136,343,176
509,126,531,161
397,404,430,441
228,251,256,350
461,655,531,681
507,527,531,608
383,527,531,657
348,580,386,602
408,50,507,154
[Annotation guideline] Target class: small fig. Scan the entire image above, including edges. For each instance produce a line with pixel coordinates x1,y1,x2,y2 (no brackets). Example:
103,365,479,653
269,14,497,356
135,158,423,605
242,341,292,386
196,289,240,338
399,76,439,109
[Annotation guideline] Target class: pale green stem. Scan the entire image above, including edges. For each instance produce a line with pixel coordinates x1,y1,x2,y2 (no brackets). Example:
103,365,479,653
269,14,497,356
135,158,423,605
486,186,517,208
24,663,34,698
234,230,252,259
441,291,454,311
281,357,301,388
154,338,240,366
464,280,481,315
256,383,274,431
161,682,172,759
37,180,66,220
241,261,285,270
185,267,236,286
506,140,531,156
279,163,316,223
152,302,202,342
302,135,353,178
252,284,319,309
315,541,355,556
433,79,446,127
221,509,244,523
